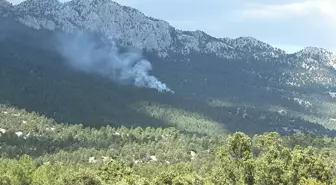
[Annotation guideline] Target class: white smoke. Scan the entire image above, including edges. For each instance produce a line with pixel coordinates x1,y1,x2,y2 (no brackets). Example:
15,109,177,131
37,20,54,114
54,32,173,93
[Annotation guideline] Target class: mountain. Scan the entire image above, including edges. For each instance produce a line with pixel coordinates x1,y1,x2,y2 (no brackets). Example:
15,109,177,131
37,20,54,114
8,0,286,59
0,0,336,137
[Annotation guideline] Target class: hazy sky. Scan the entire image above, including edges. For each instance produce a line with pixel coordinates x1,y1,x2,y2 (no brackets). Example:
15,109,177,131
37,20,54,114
8,0,336,53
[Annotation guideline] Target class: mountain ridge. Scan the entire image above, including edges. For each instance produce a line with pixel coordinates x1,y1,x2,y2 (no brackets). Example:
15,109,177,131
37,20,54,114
2,0,335,61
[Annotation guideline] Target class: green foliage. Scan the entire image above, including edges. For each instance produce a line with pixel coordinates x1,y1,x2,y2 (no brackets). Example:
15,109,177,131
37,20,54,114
0,155,36,185
31,163,65,185
299,178,328,185
62,171,102,185
227,132,253,159
289,146,333,184
0,131,335,185
0,105,335,184
0,175,11,185
210,132,336,185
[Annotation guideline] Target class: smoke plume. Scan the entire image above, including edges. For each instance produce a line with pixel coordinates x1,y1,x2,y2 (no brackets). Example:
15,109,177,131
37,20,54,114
54,32,173,93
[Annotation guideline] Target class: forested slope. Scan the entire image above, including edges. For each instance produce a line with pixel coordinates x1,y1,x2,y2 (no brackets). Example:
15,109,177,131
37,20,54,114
0,104,336,184
0,17,335,137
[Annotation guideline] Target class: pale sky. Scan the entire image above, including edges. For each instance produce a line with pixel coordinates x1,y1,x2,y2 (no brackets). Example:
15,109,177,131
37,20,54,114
8,0,336,53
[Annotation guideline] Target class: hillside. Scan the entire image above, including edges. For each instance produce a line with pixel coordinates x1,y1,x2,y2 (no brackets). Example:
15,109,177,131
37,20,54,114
1,0,336,135
0,103,221,163
0,104,336,184
1,16,335,137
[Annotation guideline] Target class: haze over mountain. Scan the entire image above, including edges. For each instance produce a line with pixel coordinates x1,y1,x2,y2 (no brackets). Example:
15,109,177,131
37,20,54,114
1,0,336,137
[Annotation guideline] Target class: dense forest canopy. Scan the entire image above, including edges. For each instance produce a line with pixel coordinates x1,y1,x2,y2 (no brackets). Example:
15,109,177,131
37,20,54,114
0,104,336,184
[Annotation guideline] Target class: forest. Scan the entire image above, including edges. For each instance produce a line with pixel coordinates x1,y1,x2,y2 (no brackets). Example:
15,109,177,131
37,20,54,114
0,104,336,184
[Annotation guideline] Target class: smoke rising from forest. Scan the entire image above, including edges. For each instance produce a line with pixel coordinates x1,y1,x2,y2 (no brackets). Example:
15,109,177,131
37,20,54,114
54,32,173,93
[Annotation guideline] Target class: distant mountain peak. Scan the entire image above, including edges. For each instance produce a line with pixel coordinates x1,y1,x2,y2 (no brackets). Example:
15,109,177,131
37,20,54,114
296,46,335,60
235,36,259,43
15,0,61,15
18,0,61,7
298,46,334,56
293,47,336,70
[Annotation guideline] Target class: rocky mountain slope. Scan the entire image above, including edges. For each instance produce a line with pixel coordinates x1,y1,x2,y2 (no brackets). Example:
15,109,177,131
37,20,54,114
2,0,286,59
3,0,334,87
1,0,336,136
